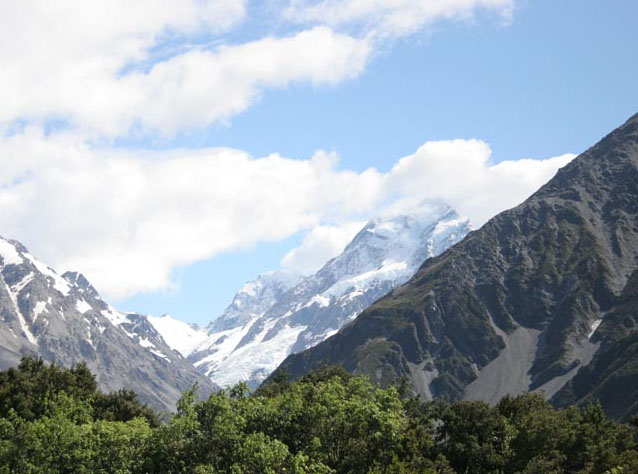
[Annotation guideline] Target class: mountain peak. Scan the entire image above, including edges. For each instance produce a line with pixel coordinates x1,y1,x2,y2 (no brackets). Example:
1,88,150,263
207,269,303,333
272,113,638,421
0,234,216,410
319,204,470,286
186,204,471,388
62,271,102,301
0,237,23,266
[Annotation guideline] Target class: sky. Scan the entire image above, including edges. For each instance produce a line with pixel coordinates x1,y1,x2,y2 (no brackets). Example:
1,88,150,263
0,0,636,325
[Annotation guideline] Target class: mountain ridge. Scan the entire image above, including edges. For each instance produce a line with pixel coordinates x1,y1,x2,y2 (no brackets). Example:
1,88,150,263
271,113,638,420
0,236,216,411
149,204,471,388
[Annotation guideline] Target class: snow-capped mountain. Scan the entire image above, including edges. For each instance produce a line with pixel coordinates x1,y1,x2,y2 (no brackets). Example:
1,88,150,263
147,271,303,362
150,204,471,389
207,270,303,334
0,236,216,411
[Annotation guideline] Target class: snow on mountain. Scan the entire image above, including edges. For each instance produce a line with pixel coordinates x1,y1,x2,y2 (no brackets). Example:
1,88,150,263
0,236,215,410
182,203,472,388
207,270,303,333
146,314,210,357
0,203,470,402
146,270,303,363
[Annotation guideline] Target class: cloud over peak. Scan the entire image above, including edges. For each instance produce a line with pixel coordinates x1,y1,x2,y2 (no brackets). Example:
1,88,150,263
0,0,562,303
0,129,572,299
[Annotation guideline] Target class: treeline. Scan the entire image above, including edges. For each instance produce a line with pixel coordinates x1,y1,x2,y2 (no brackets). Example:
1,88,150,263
0,359,637,473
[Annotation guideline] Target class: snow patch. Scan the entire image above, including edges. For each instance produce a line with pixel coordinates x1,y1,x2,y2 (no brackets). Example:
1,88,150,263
147,314,209,357
23,253,70,296
195,319,261,369
101,306,128,326
83,319,95,349
432,216,471,236
2,278,37,345
0,239,23,266
138,337,155,349
238,280,259,297
589,319,603,339
304,294,330,308
11,273,34,293
324,260,410,299
75,299,92,314
150,349,170,361
33,301,47,320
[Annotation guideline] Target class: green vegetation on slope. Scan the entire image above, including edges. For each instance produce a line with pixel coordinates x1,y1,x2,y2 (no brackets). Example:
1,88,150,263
1,359,638,473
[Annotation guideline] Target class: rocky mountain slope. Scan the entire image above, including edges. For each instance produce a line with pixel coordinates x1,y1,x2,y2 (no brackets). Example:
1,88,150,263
273,113,638,420
0,238,216,411
552,268,638,420
151,205,471,388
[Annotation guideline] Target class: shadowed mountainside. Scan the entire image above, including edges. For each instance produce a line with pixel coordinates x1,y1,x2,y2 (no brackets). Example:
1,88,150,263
272,113,638,420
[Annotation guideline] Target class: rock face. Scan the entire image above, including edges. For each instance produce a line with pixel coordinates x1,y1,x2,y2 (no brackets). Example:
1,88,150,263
273,113,638,421
157,205,471,388
0,239,216,411
552,270,638,421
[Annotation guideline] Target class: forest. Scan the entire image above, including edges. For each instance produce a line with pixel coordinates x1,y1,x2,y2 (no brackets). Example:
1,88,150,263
0,358,637,473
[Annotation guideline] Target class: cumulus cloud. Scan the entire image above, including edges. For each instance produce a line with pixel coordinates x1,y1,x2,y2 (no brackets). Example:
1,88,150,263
284,0,515,38
122,27,370,136
0,0,565,304
281,221,367,274
0,1,519,141
0,2,369,138
0,129,573,299
0,130,384,298
388,139,575,224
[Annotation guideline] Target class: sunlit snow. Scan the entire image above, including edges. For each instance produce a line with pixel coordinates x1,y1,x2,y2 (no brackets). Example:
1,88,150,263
147,314,209,357
23,253,71,296
0,238,23,266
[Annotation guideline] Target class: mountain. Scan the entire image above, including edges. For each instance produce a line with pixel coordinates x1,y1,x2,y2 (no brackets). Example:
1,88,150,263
147,270,302,361
206,270,304,334
0,238,216,411
154,204,471,388
272,114,638,420
184,270,306,387
552,269,638,420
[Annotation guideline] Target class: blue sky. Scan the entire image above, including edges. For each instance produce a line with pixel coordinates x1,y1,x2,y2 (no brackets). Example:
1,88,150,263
0,0,636,325
186,0,638,167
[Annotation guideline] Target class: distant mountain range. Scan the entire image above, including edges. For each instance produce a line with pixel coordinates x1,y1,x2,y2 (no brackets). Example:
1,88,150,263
4,113,635,422
149,204,471,388
0,238,216,411
273,114,638,421
0,200,470,407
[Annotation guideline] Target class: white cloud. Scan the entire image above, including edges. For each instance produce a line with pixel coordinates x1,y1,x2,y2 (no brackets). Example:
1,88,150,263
0,2,369,138
0,129,573,300
387,139,575,224
0,0,565,306
281,221,366,274
0,130,384,298
122,27,370,136
284,0,515,38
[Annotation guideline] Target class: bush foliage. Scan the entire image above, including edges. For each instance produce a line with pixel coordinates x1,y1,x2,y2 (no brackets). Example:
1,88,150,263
0,358,636,473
